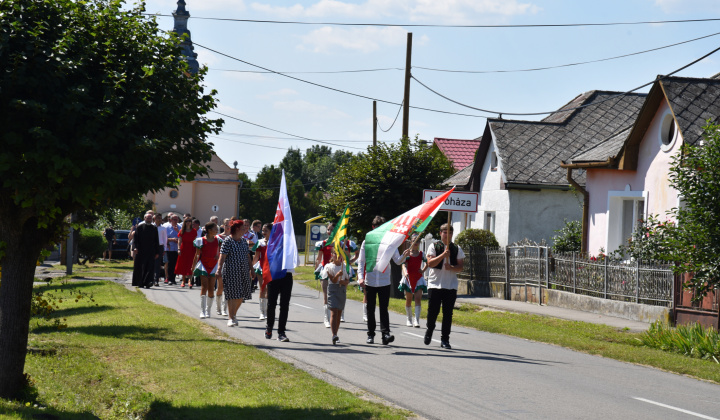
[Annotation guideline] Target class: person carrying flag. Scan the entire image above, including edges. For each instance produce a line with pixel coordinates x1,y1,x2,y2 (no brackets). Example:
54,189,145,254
264,171,299,343
314,222,334,328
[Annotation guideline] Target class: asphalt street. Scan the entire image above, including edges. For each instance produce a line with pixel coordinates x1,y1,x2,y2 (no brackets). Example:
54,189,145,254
133,276,720,420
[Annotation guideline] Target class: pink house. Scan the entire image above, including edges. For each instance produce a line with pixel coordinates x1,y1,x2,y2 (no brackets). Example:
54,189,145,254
562,75,720,255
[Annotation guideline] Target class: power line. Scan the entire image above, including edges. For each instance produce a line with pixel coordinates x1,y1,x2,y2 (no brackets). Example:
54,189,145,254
377,100,403,132
211,111,367,150
147,14,720,28
240,181,323,190
414,31,720,74
220,131,373,143
210,67,402,74
411,44,720,117
195,42,485,118
208,134,290,150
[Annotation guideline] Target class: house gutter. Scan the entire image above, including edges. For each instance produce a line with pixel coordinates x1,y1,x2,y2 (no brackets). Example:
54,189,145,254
565,168,589,254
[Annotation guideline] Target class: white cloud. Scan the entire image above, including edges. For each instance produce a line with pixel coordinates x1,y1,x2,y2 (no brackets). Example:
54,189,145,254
256,89,299,100
251,0,539,24
298,26,408,53
653,0,720,14
274,99,350,119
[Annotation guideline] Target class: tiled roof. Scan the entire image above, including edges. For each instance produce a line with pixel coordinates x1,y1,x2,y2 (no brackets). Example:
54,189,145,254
567,126,632,164
488,91,647,186
661,76,720,146
433,138,482,171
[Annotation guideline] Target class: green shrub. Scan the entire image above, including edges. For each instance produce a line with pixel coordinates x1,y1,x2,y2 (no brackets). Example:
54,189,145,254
78,229,105,263
455,228,499,248
638,321,719,363
551,219,581,254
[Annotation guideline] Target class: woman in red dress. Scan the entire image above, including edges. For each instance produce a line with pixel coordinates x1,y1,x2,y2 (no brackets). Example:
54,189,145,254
399,234,427,328
175,218,197,288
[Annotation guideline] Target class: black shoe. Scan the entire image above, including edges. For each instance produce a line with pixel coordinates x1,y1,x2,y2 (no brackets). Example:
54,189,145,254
265,331,272,340
277,334,289,342
424,330,433,345
381,334,394,345
332,335,339,346
440,340,452,349
366,336,374,344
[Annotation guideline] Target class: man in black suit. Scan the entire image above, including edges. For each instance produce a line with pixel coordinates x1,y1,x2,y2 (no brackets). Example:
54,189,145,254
131,211,159,288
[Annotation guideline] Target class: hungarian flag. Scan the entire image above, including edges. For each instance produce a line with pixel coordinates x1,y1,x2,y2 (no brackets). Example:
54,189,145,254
364,188,455,273
267,171,299,280
326,205,351,274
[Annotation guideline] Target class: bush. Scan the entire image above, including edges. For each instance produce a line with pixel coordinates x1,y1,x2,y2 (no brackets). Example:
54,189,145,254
455,228,499,248
78,229,105,263
551,219,581,254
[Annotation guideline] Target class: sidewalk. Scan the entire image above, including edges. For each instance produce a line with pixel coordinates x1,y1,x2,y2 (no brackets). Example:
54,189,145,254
456,295,652,333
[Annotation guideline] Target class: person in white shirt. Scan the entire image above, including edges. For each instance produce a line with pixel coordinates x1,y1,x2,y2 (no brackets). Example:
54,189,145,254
357,216,404,345
424,224,465,350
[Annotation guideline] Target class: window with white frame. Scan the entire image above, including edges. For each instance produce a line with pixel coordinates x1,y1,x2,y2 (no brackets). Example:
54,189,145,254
606,190,647,255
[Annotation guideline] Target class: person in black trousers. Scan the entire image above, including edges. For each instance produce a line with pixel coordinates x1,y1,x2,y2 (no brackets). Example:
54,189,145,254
131,212,159,289
265,272,293,342
424,224,465,349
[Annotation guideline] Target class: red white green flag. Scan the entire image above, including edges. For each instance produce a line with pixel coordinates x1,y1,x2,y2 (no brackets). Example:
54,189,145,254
363,188,455,273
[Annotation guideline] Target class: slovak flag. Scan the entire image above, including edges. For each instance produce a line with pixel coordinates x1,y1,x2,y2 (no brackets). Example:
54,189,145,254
267,170,299,279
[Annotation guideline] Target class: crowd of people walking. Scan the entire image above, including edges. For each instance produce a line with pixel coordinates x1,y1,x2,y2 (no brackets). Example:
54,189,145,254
125,211,464,349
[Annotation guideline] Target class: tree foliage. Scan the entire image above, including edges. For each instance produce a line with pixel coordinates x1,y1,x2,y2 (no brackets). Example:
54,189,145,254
455,228,499,249
551,219,582,254
666,121,720,297
323,137,455,240
0,0,222,398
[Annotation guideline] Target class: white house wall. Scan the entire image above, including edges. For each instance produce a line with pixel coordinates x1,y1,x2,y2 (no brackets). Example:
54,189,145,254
508,189,583,246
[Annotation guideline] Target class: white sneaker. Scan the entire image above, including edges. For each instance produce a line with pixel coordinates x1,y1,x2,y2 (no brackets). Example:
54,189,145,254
227,319,234,327
200,311,206,319
324,318,331,328
259,312,266,320
221,300,228,316
413,318,420,328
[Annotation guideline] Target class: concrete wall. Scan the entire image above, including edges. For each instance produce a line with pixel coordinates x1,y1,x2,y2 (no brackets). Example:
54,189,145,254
586,100,682,255
545,289,671,324
508,189,582,246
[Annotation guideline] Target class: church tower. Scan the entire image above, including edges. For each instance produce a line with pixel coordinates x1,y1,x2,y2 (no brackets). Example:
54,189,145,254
172,0,199,74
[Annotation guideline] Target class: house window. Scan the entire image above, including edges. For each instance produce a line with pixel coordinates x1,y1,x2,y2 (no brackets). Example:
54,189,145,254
607,191,647,255
484,211,495,233
491,152,498,171
659,112,678,152
169,190,179,199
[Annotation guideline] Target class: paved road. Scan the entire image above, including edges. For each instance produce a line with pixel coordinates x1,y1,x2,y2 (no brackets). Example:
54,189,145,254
134,277,720,420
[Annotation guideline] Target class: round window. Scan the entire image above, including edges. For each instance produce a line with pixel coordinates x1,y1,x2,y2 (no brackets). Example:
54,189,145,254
169,190,179,199
660,113,677,151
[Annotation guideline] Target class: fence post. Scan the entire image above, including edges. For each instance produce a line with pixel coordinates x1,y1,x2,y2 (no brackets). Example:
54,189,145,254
604,256,608,299
545,248,550,291
538,248,542,305
572,252,577,294
636,259,640,303
486,247,490,282
505,247,511,300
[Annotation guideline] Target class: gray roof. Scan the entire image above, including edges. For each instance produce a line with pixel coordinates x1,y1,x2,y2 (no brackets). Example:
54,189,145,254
662,76,720,146
488,91,647,186
567,126,632,164
443,163,474,189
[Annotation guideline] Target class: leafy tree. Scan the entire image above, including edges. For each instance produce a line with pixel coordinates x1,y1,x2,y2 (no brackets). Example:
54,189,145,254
455,228,499,249
323,137,455,240
666,121,720,298
0,0,222,398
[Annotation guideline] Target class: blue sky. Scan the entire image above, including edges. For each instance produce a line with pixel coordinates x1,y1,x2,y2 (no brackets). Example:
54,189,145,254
137,0,720,179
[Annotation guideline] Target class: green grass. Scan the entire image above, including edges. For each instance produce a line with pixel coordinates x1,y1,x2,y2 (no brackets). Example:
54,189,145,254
1,261,410,419
296,266,720,384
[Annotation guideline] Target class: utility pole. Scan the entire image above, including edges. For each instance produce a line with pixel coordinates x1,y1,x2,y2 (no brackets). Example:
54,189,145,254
402,32,412,140
373,101,377,147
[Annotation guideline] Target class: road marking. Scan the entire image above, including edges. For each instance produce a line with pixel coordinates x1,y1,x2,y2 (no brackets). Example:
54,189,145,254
633,397,718,420
291,303,313,309
403,331,440,343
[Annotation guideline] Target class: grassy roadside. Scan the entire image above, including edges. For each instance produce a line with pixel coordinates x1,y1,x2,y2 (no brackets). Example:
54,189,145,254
295,266,720,384
1,260,410,419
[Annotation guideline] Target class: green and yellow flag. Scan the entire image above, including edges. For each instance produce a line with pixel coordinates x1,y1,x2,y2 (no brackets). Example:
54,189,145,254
326,205,351,273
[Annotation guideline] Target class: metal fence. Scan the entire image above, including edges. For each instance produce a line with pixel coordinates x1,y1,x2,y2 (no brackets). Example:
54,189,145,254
460,246,674,307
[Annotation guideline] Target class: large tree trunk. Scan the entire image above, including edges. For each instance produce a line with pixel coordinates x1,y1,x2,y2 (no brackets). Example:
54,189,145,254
0,216,46,399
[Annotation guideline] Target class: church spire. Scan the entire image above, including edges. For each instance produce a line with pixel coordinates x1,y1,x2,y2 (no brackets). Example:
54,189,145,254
172,0,199,74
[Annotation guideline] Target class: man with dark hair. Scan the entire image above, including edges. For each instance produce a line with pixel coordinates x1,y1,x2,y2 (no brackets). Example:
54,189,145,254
103,225,116,261
357,216,404,345
132,211,159,289
424,223,465,349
